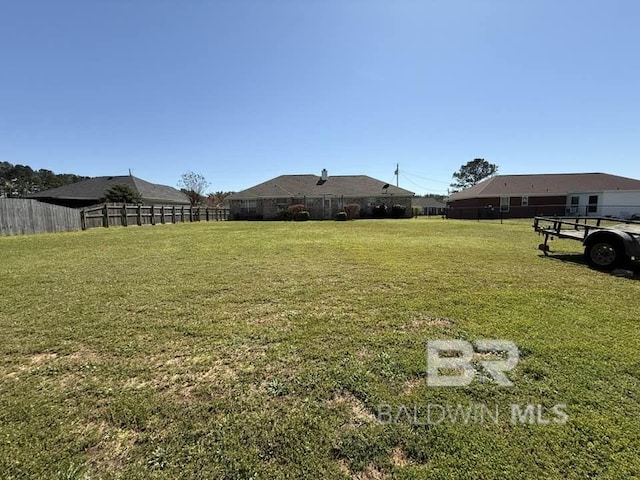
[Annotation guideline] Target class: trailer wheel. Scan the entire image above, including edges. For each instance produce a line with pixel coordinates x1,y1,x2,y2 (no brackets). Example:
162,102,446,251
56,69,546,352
585,237,625,271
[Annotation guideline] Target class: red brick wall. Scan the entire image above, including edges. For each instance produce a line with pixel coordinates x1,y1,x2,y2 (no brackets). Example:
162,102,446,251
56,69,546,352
447,196,567,219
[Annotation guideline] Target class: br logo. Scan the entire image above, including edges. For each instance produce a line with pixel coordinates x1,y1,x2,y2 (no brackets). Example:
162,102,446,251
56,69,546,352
426,339,519,387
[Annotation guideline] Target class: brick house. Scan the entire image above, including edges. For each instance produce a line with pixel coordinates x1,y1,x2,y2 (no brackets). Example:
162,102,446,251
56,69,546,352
412,196,447,216
446,173,640,219
228,170,414,220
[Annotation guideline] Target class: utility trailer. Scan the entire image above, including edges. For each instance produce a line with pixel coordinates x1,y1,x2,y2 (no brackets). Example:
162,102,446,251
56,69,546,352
533,216,640,271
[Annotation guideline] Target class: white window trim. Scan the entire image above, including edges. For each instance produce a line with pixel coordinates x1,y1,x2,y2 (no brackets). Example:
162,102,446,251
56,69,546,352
500,196,510,212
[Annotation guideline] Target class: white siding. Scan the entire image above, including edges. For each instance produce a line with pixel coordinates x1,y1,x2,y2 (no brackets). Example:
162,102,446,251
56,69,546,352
567,190,640,218
600,190,640,218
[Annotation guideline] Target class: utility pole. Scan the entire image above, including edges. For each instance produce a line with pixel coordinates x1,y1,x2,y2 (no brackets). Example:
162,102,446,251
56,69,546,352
394,163,399,187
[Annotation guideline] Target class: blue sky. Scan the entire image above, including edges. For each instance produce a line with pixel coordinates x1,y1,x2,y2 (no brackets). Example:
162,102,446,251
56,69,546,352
1,0,638,195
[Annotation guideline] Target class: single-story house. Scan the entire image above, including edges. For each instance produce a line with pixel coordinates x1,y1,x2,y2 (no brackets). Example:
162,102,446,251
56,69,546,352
228,170,415,220
412,196,447,216
447,173,640,220
27,175,190,208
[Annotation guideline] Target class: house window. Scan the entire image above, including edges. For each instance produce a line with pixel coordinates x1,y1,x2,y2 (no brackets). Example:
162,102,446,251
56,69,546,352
567,195,580,214
521,196,529,207
240,199,257,214
500,196,510,212
588,195,598,214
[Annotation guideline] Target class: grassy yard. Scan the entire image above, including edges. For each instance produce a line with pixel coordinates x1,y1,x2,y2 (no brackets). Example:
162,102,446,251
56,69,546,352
0,218,638,479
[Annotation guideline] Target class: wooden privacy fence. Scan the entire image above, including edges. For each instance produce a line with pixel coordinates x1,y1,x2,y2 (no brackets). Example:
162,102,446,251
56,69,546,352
81,203,229,230
0,198,81,236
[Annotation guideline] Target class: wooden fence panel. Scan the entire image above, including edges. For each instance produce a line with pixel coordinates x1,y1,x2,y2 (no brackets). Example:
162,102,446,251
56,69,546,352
0,198,82,236
79,203,229,230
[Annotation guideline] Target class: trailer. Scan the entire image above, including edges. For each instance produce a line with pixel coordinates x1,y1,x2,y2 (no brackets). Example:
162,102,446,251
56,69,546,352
533,216,640,271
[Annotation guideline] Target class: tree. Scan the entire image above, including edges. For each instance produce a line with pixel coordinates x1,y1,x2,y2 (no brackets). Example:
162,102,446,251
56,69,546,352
178,171,209,205
450,158,498,192
0,161,88,196
206,191,233,207
104,183,143,203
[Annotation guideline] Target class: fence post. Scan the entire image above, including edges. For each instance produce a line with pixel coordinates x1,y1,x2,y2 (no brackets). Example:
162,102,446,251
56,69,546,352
137,205,142,226
150,205,155,225
172,205,176,223
181,206,185,222
102,204,109,228
161,205,165,224
81,209,86,230
206,207,210,221
121,203,128,227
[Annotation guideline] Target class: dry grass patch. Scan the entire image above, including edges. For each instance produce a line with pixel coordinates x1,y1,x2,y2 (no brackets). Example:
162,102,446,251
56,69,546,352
390,447,412,467
85,423,139,475
328,392,378,428
403,377,424,395
337,460,387,480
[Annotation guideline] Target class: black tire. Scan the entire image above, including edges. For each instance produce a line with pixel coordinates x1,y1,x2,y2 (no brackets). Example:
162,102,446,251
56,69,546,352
584,237,626,271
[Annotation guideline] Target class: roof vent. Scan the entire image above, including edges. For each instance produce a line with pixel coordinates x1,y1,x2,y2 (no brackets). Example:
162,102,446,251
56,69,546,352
321,169,328,181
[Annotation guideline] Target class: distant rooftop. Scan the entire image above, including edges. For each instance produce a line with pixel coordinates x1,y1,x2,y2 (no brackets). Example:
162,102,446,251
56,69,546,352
448,173,640,200
229,174,414,199
28,175,190,204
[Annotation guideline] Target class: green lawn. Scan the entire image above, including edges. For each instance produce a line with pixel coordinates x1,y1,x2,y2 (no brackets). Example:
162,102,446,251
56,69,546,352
1,218,638,479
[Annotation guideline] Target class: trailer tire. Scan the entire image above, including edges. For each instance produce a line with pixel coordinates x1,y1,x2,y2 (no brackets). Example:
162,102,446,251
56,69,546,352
584,236,626,271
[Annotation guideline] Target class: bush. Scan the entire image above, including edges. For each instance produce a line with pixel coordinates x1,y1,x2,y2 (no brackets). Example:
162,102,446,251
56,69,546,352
282,204,308,221
287,204,306,220
336,211,348,221
391,204,407,218
294,210,310,222
372,204,387,218
343,204,361,220
412,206,422,217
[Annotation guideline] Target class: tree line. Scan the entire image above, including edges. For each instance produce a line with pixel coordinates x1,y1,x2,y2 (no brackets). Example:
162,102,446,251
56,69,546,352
0,161,88,198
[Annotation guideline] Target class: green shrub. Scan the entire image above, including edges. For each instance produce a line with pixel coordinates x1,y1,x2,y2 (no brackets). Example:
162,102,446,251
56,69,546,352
412,206,422,217
294,211,310,222
372,204,387,218
336,211,348,221
391,204,407,218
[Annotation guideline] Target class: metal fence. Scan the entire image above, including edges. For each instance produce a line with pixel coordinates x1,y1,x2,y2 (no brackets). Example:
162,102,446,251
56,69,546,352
446,204,640,221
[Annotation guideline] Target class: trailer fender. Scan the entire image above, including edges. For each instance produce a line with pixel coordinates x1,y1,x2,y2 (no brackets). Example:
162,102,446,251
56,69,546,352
584,230,640,259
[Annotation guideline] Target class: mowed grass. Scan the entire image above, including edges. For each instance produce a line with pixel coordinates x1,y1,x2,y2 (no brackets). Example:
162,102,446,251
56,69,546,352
0,218,638,479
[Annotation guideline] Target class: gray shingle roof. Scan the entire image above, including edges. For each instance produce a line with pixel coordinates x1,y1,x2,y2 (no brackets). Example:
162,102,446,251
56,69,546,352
130,177,191,204
448,173,640,200
229,174,414,199
412,197,447,208
28,175,190,204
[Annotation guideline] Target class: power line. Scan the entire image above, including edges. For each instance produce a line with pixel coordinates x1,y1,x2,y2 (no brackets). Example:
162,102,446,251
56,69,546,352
399,173,448,194
401,169,451,185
